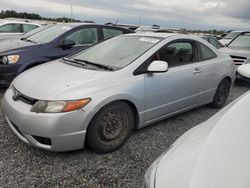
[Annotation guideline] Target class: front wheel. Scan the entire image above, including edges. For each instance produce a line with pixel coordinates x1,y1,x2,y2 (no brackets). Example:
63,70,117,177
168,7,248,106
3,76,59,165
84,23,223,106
87,102,134,153
210,78,231,108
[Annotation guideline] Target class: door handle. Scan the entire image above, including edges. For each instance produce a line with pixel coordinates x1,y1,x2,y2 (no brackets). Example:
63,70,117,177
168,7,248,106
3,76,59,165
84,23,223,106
193,68,203,74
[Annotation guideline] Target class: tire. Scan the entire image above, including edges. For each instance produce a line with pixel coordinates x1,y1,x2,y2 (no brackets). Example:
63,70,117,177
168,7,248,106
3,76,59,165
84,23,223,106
87,102,134,153
211,78,231,108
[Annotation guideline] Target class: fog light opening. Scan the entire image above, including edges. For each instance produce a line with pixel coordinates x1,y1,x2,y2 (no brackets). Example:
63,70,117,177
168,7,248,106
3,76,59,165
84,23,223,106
32,135,51,145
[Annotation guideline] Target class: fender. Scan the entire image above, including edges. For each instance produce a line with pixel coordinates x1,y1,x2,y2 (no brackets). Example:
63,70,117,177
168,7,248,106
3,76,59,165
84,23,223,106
82,94,144,131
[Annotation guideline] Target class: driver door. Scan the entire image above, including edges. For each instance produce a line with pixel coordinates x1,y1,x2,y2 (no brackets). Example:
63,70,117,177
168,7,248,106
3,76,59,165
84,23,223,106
143,40,203,123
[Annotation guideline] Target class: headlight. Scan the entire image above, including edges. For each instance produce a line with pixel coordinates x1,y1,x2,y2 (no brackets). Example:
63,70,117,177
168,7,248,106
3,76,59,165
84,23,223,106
1,55,20,64
30,98,91,113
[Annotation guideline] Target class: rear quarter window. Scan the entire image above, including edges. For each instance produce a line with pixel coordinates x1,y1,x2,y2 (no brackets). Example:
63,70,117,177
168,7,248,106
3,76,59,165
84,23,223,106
199,42,217,61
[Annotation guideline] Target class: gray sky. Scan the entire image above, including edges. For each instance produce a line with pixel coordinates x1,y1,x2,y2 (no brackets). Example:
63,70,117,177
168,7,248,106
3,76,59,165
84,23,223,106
1,0,250,30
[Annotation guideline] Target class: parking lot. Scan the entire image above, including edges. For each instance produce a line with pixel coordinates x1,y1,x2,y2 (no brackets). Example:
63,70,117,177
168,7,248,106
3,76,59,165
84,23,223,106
0,81,249,188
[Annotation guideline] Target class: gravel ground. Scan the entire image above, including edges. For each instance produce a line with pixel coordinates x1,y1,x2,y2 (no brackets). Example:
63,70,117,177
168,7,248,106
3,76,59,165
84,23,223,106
0,81,249,188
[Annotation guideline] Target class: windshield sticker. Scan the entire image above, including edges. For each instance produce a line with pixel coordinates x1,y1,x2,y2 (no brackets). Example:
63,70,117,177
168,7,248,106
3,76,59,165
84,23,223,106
62,26,72,30
139,38,159,43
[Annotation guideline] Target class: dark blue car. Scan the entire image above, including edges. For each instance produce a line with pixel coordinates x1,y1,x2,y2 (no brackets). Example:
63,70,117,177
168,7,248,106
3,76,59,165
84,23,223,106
0,23,133,86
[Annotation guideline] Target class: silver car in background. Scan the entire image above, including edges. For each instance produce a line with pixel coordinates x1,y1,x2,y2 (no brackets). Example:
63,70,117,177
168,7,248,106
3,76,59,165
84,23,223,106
1,33,235,153
0,24,51,41
144,91,250,188
0,20,40,41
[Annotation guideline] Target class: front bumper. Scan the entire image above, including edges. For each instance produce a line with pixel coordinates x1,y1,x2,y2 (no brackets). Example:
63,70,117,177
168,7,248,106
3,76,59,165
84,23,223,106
1,88,90,152
236,73,250,82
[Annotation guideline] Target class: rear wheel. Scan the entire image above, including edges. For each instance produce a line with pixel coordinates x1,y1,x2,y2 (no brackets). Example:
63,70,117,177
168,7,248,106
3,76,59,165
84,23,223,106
211,78,231,108
87,102,134,153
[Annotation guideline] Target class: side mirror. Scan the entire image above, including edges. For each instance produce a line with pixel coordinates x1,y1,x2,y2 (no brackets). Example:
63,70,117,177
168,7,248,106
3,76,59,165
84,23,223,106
60,39,75,48
147,60,168,73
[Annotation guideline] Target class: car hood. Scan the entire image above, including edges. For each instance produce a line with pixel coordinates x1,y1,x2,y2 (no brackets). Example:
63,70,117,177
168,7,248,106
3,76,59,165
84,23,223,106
0,38,36,54
0,35,22,41
154,91,250,188
219,47,250,59
12,60,116,100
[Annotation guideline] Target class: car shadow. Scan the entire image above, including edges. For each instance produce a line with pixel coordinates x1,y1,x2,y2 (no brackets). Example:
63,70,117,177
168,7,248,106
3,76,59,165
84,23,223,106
234,79,250,87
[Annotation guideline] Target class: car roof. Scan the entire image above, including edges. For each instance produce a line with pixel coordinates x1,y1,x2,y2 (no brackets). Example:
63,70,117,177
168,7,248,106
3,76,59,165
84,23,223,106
0,20,41,26
55,22,132,30
51,22,133,33
56,22,92,27
127,32,178,38
229,30,250,33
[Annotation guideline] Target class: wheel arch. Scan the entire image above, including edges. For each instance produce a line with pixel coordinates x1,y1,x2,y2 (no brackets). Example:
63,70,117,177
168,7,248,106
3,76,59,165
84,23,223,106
220,75,233,86
86,96,141,132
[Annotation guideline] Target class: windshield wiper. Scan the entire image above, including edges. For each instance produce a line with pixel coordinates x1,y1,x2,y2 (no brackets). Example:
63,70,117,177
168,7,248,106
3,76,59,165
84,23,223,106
74,58,114,71
62,57,86,68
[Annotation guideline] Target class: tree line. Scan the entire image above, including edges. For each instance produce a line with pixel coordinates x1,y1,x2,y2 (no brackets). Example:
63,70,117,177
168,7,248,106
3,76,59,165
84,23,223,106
0,10,81,23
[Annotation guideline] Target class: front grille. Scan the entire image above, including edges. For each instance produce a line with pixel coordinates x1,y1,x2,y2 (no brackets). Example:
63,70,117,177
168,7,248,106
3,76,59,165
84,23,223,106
12,87,37,105
18,94,37,105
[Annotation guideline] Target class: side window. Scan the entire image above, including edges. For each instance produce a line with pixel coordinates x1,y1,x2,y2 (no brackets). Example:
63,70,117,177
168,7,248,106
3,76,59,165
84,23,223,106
103,28,123,39
148,41,196,68
0,24,21,33
65,28,98,45
199,42,217,61
153,41,195,68
23,24,38,33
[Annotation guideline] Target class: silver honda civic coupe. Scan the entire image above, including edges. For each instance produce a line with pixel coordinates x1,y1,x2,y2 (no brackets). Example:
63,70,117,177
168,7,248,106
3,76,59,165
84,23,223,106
1,33,235,153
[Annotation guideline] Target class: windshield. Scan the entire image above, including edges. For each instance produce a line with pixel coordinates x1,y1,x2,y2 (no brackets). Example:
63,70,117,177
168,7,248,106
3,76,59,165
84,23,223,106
70,35,162,70
224,31,241,39
228,34,250,49
27,24,72,43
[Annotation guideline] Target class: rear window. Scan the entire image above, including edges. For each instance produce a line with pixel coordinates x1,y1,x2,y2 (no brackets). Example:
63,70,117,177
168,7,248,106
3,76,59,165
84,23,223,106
228,34,250,49
224,32,241,39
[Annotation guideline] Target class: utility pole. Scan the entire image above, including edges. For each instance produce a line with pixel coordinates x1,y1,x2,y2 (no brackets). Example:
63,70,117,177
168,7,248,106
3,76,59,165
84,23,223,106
70,4,73,22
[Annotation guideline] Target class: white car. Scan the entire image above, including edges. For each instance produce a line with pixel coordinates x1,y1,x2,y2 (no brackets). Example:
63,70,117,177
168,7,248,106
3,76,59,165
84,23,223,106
220,32,250,67
144,91,250,188
219,32,250,80
219,30,249,46
0,21,40,39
